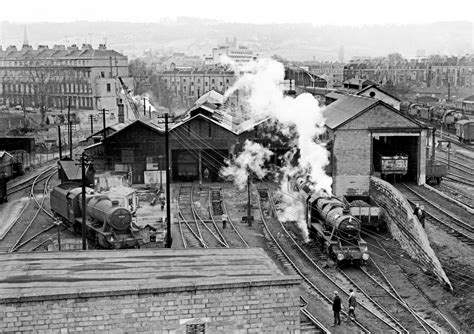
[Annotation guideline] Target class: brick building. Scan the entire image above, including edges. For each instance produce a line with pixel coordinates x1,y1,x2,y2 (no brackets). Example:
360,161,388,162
159,67,237,108
0,248,301,333
0,42,132,114
323,94,428,196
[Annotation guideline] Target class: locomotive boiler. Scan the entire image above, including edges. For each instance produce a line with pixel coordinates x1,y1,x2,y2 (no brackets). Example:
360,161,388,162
50,182,141,249
296,177,369,265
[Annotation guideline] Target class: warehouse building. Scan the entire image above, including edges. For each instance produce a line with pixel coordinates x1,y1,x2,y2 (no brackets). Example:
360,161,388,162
0,248,301,333
323,94,428,196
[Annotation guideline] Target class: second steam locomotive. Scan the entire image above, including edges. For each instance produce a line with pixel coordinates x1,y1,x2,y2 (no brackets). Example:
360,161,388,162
296,178,369,266
50,182,141,249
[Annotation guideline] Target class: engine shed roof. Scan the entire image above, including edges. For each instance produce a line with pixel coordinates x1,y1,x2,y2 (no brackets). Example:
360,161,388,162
0,248,298,303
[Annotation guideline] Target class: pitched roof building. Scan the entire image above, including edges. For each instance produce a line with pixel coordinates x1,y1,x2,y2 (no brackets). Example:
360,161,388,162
0,42,132,114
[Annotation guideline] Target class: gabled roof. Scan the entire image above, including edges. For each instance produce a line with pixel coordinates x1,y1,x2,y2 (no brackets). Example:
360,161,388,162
106,119,164,140
85,121,132,141
324,95,424,130
171,112,237,135
356,85,401,102
323,95,377,129
195,90,224,106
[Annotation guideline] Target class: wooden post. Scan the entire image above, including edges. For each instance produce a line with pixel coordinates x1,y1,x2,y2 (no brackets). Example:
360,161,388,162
81,152,87,250
165,114,172,248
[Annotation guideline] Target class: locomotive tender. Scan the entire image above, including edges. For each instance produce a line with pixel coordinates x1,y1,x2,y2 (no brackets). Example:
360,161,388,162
50,182,141,249
296,178,369,266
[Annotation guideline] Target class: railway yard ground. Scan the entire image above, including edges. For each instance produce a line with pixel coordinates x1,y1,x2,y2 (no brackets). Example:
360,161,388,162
1,163,473,332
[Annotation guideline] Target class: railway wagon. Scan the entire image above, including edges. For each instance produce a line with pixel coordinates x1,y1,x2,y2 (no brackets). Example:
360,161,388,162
455,119,474,143
343,195,383,230
50,182,141,249
426,160,447,184
375,153,408,177
296,178,369,266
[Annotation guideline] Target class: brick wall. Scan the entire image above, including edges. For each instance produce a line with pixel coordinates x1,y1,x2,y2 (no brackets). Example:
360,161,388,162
369,176,451,290
0,280,300,333
333,129,371,196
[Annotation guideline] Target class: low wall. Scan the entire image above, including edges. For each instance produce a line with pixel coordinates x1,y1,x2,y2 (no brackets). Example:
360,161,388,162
370,176,452,290
0,280,300,333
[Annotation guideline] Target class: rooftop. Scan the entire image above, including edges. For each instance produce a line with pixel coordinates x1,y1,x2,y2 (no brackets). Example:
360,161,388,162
323,94,378,129
0,248,297,303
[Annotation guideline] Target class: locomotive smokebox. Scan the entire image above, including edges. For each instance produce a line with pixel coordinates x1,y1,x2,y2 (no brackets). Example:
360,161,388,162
86,195,132,231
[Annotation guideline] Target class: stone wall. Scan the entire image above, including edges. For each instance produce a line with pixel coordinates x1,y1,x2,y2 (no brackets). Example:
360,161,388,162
0,280,300,333
369,176,451,290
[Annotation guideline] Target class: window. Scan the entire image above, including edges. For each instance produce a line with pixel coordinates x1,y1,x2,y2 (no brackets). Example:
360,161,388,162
101,71,105,78
107,83,111,92
226,79,229,84
211,79,215,84
186,324,205,334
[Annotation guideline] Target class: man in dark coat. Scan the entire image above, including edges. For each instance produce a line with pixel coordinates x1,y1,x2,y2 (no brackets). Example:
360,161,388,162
418,205,426,228
332,291,342,326
348,288,357,321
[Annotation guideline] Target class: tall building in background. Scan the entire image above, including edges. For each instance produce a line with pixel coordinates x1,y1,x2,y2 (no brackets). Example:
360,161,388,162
338,46,344,64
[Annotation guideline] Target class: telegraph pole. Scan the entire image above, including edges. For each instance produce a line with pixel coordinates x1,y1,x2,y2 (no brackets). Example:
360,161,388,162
81,152,87,250
102,108,107,141
69,121,73,160
67,97,72,159
143,98,146,116
165,113,172,248
57,125,62,159
89,115,94,134
247,172,252,226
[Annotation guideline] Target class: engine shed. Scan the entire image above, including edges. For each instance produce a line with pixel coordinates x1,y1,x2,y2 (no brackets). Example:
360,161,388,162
323,94,429,196
0,248,301,333
170,103,238,182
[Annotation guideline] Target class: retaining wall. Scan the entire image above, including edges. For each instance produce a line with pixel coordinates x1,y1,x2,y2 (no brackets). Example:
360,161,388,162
370,176,452,290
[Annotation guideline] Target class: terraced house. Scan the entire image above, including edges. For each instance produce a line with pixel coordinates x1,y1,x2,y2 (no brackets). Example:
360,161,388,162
0,40,132,114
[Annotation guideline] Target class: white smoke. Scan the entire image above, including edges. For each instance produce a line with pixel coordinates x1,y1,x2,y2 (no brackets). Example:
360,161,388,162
224,58,332,194
220,140,273,190
276,191,309,242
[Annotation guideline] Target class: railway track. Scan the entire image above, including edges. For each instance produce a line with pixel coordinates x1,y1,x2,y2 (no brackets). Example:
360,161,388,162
176,184,228,248
192,186,227,248
397,183,474,246
0,167,57,253
340,267,436,333
362,232,460,334
177,185,206,248
255,186,396,333
210,187,249,248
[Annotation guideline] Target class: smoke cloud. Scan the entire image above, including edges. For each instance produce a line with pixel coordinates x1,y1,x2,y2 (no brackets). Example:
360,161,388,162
220,140,273,190
221,58,332,239
225,58,332,194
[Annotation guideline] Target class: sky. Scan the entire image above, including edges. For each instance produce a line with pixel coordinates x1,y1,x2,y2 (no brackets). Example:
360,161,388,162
0,0,473,25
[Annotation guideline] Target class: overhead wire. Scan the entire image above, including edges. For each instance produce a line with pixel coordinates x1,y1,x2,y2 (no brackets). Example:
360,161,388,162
169,119,474,286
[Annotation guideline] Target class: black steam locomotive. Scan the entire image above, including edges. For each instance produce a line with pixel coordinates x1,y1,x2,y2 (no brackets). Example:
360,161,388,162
296,178,369,266
50,182,141,249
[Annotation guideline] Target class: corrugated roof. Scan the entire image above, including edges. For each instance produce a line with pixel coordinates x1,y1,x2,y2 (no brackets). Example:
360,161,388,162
323,95,378,129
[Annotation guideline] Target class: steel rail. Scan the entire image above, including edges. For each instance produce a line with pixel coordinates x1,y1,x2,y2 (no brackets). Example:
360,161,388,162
256,188,380,334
